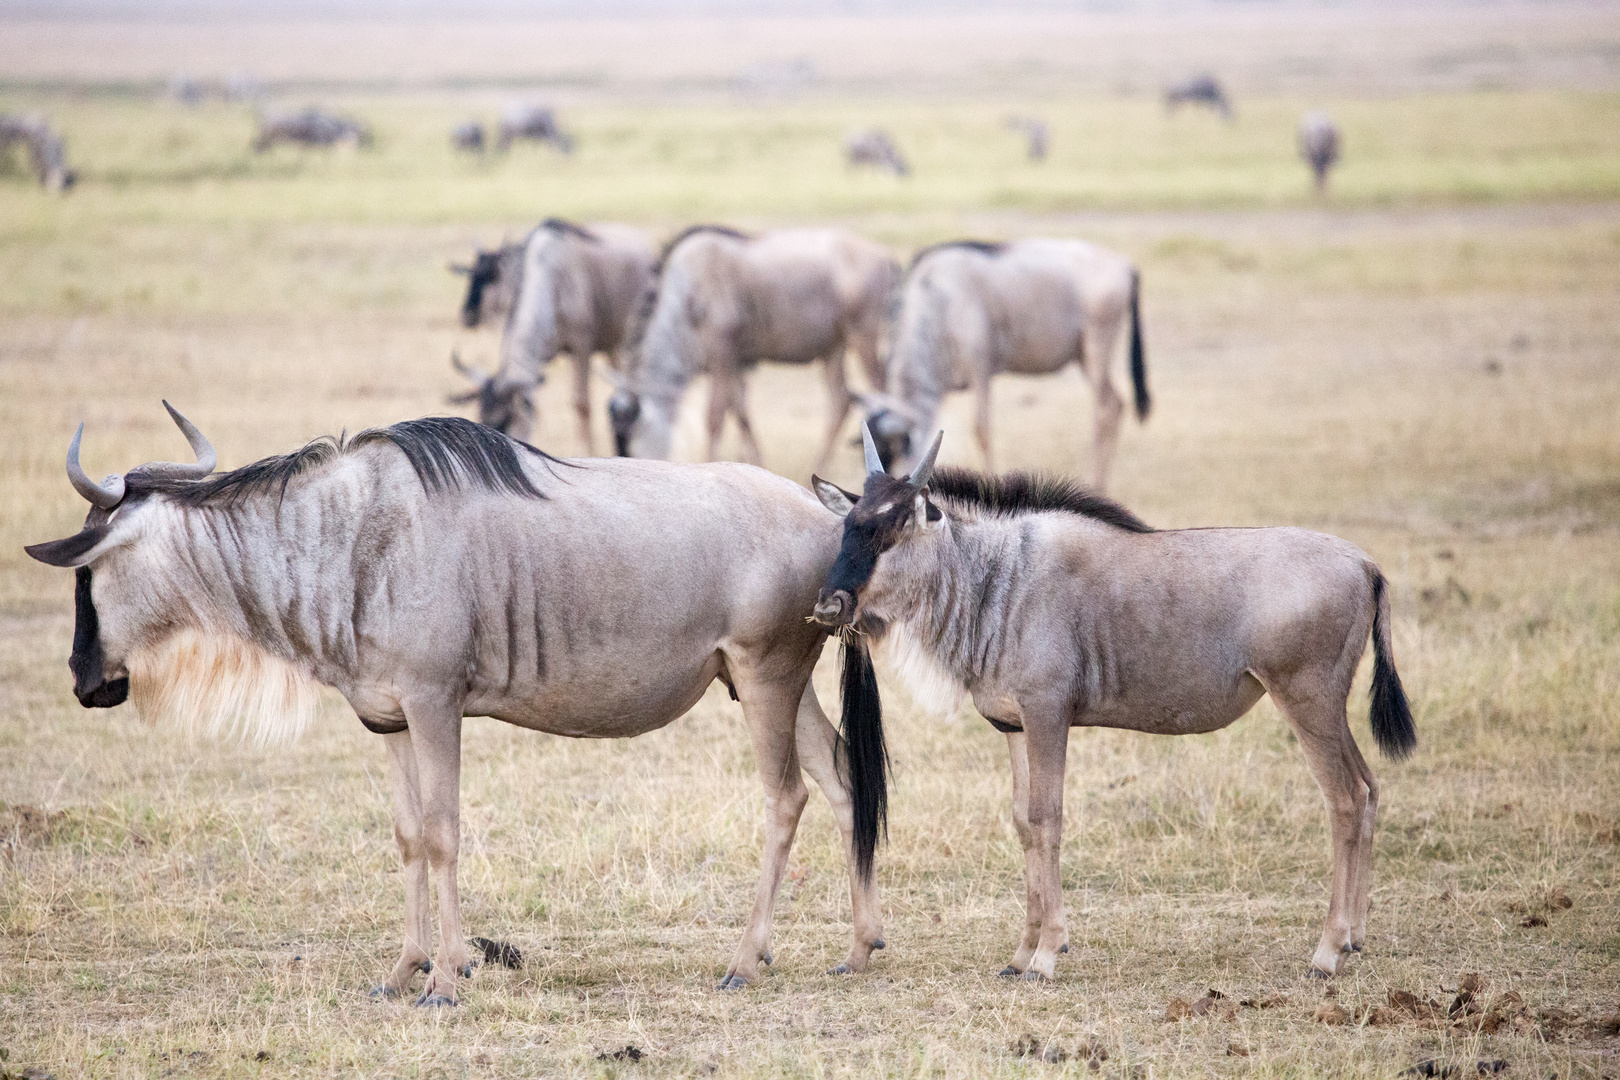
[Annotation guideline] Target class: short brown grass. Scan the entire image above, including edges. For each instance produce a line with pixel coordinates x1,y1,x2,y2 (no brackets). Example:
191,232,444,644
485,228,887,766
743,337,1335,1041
1,15,1618,1077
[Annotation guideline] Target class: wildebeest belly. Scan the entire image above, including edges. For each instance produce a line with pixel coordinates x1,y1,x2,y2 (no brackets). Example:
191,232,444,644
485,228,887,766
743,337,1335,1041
473,646,727,738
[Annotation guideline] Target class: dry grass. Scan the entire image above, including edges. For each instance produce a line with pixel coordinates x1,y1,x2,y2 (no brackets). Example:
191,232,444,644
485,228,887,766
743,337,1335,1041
1,17,1619,1077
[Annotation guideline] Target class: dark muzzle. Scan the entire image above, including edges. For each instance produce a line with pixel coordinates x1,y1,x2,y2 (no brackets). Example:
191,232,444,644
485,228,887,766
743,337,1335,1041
76,676,128,709
811,589,854,629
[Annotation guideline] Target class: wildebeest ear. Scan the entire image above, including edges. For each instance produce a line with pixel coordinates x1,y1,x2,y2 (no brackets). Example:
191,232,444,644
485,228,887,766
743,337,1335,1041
923,495,942,523
24,523,113,568
811,475,857,517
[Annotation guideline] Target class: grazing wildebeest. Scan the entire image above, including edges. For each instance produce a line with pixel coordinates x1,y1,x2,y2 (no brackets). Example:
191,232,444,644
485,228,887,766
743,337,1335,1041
496,103,574,154
253,108,372,152
450,121,486,154
1003,116,1049,162
24,406,886,1004
1300,111,1342,194
864,238,1148,492
0,113,76,193
607,225,901,473
1164,73,1234,120
450,219,656,451
810,427,1416,980
451,241,525,328
845,129,910,177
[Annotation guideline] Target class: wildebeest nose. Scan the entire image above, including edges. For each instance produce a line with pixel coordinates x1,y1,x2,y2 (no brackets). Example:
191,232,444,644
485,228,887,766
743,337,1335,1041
811,590,852,628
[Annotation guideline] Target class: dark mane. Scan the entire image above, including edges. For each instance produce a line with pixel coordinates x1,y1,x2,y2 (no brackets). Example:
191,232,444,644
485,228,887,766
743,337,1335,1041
129,416,563,508
623,224,753,355
539,217,599,243
907,239,1005,273
926,466,1153,532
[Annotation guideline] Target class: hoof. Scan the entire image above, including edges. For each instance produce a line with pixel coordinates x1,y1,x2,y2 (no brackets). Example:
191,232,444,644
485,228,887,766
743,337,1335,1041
1019,969,1049,983
1059,944,1069,954
717,974,750,991
872,938,886,950
1350,942,1363,953
415,993,457,1007
457,963,474,979
761,952,773,967
827,963,852,976
997,966,1021,979
367,985,401,1000
1307,966,1334,980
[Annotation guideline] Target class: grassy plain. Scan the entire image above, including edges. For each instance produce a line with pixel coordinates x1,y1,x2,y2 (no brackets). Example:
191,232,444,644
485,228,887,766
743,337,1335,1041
1,27,1619,1080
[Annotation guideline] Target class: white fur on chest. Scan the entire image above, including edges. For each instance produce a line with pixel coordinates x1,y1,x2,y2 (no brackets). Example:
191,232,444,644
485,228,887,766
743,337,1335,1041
868,620,965,718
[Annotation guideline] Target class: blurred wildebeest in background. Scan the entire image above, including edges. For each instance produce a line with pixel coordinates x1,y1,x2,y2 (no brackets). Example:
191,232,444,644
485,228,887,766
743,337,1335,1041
451,219,656,451
253,108,373,153
845,129,910,177
25,407,886,1004
1004,116,1049,162
450,241,525,328
496,103,574,154
735,56,818,97
224,72,265,103
450,121,486,154
0,113,77,193
168,72,209,106
610,225,901,471
1164,73,1234,120
1299,111,1342,194
865,238,1148,491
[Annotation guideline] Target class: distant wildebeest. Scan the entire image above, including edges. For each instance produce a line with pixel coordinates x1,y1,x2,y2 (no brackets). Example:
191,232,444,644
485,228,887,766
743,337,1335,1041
845,129,910,177
1300,111,1341,194
863,238,1148,492
1164,73,1234,120
450,241,525,328
1003,116,1049,162
450,121,486,154
608,225,901,473
450,219,656,451
25,406,887,1004
0,113,76,193
253,108,372,153
810,427,1416,980
168,72,209,106
496,103,574,154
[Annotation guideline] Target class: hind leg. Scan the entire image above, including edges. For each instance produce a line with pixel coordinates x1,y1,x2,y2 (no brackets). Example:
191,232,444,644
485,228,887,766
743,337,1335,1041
1270,688,1372,976
810,353,855,477
570,352,595,455
1344,736,1380,950
1080,320,1126,493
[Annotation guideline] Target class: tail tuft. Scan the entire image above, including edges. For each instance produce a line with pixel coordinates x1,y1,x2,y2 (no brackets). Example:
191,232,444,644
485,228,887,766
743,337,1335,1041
1369,573,1416,760
1128,269,1150,421
838,637,888,883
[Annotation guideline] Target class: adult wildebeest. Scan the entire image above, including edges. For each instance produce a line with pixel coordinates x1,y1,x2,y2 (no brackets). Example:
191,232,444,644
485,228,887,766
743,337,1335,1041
1003,116,1048,162
845,129,910,177
864,238,1148,492
1300,111,1341,194
253,108,372,153
450,121,486,154
0,113,76,193
496,103,574,154
810,428,1416,980
24,406,886,1004
451,241,525,328
607,225,901,473
450,219,656,451
1164,73,1234,119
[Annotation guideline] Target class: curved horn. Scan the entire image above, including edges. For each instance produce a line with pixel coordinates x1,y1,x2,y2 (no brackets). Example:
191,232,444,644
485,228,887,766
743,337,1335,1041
908,429,943,487
862,422,885,476
137,401,217,480
451,350,491,383
65,423,125,509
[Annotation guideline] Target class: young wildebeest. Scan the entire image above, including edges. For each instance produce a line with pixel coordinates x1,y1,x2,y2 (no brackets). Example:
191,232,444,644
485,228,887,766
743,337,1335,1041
451,241,526,328
1300,111,1342,194
25,406,886,1004
1164,73,1234,120
0,113,76,193
450,219,656,452
844,129,910,177
809,428,1416,980
496,102,574,154
865,238,1149,492
253,108,372,152
608,225,900,473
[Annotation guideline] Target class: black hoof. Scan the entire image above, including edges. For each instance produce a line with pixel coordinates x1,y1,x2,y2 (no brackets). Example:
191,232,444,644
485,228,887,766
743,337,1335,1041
1350,943,1363,953
872,938,886,950
717,975,749,991
1058,944,1069,954
998,966,1021,979
827,964,852,976
761,952,773,967
1307,967,1333,980
367,985,401,1000
415,993,457,1007
458,963,474,979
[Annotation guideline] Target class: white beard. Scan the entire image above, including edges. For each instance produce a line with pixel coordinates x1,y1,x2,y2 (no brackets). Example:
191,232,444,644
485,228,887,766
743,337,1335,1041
868,619,964,719
129,628,320,745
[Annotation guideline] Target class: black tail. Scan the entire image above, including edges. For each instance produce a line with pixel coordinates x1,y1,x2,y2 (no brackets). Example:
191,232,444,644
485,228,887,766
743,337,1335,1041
838,637,888,883
1369,572,1416,760
1129,269,1150,421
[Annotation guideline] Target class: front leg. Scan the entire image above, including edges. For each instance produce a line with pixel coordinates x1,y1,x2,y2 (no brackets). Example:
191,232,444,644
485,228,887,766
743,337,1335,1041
999,730,1052,976
570,352,595,455
1019,714,1071,981
374,730,432,997
407,703,471,1005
